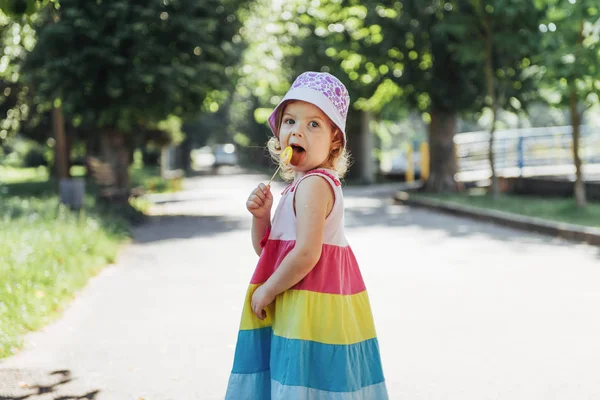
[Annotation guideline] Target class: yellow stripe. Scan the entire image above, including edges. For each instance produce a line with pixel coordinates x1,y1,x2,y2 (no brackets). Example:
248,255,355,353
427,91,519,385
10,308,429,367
238,284,275,331
239,284,376,345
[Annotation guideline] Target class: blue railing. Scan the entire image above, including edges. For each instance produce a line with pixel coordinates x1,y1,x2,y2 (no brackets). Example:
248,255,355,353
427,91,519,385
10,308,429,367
454,125,600,181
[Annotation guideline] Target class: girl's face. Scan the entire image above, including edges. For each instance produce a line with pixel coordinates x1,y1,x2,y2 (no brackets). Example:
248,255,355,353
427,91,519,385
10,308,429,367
279,101,335,173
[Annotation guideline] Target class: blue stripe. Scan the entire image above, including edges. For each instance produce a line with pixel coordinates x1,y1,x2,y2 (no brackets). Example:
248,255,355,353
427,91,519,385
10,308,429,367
271,335,385,392
231,327,272,374
231,328,385,393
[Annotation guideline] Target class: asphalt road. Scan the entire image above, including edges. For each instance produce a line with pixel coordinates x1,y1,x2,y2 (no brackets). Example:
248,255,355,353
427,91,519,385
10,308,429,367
1,171,599,399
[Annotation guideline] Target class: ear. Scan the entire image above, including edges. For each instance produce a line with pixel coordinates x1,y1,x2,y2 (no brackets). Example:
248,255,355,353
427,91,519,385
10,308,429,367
331,128,342,144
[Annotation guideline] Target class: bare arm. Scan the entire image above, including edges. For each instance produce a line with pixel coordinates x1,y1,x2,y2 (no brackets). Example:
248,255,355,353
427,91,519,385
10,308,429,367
259,176,333,297
251,216,271,256
246,183,273,256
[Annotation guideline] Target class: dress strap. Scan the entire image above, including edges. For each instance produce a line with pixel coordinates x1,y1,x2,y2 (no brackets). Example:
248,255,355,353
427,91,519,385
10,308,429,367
290,169,341,193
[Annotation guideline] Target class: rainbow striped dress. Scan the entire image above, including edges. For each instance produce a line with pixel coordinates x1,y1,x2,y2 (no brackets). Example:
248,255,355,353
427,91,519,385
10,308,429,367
225,169,388,400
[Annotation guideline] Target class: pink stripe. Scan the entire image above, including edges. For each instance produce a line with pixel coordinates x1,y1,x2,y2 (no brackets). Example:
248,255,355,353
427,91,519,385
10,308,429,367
251,240,366,295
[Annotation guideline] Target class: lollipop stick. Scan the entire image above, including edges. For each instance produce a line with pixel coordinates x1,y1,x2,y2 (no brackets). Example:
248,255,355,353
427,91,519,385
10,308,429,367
267,165,281,187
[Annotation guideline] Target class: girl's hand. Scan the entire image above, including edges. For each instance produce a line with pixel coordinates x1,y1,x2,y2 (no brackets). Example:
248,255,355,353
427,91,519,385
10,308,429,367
246,183,273,220
251,284,276,320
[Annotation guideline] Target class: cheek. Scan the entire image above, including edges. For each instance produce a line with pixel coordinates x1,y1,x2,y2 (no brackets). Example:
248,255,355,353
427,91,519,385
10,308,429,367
278,128,291,144
314,137,332,157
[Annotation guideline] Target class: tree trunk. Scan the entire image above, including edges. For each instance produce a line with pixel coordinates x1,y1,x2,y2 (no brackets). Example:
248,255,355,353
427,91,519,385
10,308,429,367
52,105,70,180
425,108,458,192
345,110,374,183
360,111,375,184
483,11,499,199
182,138,193,173
101,129,130,202
569,89,586,207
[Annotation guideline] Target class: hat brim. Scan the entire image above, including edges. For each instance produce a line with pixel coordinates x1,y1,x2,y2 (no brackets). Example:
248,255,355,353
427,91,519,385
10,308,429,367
268,87,346,146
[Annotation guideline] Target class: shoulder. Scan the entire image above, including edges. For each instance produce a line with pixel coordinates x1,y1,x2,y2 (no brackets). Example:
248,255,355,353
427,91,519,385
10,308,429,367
295,174,333,198
294,174,335,212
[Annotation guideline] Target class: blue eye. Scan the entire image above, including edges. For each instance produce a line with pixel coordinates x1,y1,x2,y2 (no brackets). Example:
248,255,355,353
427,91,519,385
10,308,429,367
310,121,320,128
284,118,295,125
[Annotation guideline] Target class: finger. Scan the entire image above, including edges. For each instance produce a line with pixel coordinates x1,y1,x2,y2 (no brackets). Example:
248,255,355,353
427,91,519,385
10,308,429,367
247,200,262,209
253,188,267,202
250,194,264,207
248,193,264,205
264,186,273,200
253,303,263,320
258,183,272,198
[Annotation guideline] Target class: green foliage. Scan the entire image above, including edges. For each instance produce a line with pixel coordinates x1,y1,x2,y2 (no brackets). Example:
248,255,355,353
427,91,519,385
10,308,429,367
414,190,600,227
0,137,49,167
286,1,388,109
540,0,600,108
0,10,37,142
436,0,545,113
226,0,297,151
23,0,247,135
369,0,482,114
0,183,130,358
0,0,41,17
130,165,170,193
229,0,407,160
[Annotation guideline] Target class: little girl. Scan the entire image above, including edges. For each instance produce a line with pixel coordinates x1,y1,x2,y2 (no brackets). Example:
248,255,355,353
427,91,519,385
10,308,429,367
225,72,389,400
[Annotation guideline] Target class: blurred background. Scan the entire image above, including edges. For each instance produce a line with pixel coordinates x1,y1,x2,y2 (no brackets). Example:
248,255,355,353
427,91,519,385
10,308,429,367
1,0,599,200
1,0,600,398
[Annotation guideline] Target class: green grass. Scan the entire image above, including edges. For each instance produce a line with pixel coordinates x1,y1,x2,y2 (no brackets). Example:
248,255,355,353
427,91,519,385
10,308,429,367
0,171,137,359
0,166,49,184
412,190,600,228
1,165,175,194
130,166,171,193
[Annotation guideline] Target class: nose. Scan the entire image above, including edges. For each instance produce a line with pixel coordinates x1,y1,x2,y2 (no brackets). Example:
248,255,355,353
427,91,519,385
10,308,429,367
291,129,304,138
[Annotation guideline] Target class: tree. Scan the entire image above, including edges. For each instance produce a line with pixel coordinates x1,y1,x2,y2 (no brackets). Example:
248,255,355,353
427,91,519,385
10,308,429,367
223,0,295,158
0,0,49,17
541,0,600,207
22,0,246,197
438,0,544,197
371,1,485,192
232,0,403,183
287,1,392,183
0,9,37,143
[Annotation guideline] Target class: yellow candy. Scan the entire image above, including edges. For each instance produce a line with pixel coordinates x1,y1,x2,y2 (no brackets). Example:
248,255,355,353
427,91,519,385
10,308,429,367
281,146,293,164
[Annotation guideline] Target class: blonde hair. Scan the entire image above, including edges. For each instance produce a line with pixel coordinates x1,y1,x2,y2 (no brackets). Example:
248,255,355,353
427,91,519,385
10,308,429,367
267,101,350,181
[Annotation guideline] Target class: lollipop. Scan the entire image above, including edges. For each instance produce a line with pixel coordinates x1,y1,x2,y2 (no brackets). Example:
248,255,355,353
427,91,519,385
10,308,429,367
281,146,293,164
267,146,293,186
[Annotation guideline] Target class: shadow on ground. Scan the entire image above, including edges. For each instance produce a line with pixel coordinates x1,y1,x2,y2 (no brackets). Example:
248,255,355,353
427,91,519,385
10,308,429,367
344,194,576,248
134,173,581,248
0,369,100,400
133,214,248,243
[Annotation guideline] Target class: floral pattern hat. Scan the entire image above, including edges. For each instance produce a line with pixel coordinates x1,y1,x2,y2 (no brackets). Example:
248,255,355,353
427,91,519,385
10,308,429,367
268,71,351,147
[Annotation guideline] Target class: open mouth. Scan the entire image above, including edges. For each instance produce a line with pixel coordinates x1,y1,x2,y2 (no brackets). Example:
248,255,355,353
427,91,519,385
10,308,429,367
289,144,306,165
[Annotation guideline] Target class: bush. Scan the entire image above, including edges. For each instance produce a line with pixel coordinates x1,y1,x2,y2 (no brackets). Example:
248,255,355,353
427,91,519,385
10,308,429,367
0,138,49,168
142,148,161,166
23,146,48,168
0,192,131,358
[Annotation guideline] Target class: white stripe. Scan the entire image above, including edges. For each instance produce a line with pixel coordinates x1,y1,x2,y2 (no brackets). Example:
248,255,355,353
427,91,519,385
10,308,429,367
225,371,270,400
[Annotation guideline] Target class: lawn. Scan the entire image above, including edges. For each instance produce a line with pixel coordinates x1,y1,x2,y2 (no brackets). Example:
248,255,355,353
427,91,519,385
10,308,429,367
0,165,169,358
412,190,600,228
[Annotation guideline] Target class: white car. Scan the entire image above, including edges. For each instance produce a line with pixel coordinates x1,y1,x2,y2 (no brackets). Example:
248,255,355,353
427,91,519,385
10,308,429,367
213,143,238,167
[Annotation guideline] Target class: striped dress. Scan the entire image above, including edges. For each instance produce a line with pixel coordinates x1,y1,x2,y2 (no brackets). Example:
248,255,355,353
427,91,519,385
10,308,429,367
226,169,388,400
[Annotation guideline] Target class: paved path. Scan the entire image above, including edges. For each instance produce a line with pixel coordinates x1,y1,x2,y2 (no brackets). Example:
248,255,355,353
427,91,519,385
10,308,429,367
1,172,600,399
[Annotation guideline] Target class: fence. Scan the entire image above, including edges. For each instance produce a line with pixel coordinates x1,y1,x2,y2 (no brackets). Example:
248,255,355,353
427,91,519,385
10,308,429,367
453,125,600,181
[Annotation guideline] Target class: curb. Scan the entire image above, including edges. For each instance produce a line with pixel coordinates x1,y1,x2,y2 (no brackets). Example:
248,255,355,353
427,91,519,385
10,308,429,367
393,191,600,246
